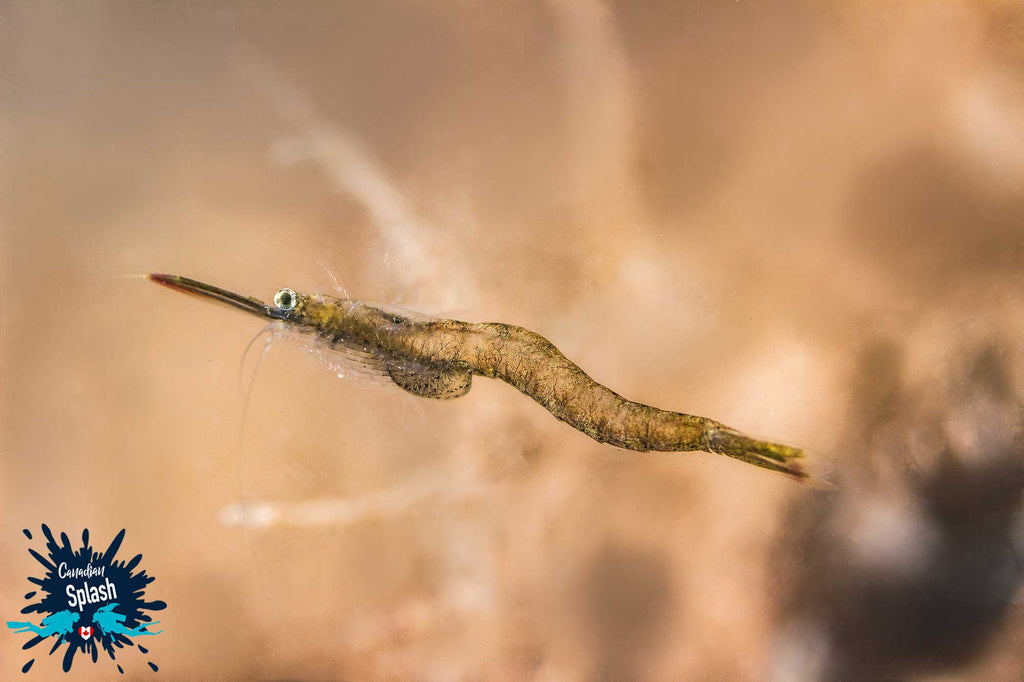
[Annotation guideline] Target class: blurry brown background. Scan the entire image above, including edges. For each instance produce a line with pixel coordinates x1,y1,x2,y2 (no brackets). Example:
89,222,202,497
2,1,1022,680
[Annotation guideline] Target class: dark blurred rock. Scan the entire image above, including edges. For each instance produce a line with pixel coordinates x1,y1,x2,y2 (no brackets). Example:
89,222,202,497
773,341,1023,680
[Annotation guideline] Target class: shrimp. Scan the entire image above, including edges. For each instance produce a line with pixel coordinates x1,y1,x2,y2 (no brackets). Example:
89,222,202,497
150,274,808,479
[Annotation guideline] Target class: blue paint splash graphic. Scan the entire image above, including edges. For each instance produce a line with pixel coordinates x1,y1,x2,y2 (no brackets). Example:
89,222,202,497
6,525,166,674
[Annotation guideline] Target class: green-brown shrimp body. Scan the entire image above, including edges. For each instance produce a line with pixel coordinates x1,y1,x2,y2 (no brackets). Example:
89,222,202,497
150,274,807,479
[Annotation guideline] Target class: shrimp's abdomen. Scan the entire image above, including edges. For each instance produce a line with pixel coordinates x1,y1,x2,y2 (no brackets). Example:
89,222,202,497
464,323,806,477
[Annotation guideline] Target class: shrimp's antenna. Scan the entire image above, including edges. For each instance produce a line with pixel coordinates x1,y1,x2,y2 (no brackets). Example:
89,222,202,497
238,323,278,399
235,325,277,605
241,331,275,428
237,325,277,503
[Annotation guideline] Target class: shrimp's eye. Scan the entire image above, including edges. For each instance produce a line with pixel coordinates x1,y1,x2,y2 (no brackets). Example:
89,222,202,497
274,288,298,310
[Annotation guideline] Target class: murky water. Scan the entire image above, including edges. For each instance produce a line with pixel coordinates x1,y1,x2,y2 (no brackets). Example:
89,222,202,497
3,2,1022,679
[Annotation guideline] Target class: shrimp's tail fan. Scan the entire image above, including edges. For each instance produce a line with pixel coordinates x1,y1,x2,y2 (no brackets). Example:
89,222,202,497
707,426,819,483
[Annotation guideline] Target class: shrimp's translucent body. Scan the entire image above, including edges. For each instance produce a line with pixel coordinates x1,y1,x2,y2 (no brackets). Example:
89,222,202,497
150,274,808,479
